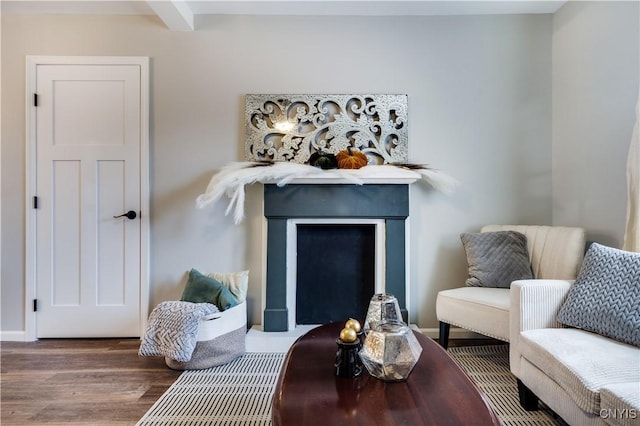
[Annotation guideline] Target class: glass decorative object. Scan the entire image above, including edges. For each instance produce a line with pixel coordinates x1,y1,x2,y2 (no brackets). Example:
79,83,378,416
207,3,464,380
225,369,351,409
363,293,403,333
359,320,422,382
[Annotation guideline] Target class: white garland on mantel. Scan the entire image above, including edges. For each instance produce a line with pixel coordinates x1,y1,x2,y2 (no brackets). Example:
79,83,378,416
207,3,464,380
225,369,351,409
196,162,458,224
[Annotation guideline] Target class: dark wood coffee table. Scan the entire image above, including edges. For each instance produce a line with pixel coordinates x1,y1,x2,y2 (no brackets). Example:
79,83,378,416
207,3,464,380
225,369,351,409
272,322,500,425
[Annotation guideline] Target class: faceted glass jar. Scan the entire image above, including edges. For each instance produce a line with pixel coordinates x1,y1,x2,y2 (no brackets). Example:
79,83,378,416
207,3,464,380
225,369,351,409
359,320,423,381
363,293,403,334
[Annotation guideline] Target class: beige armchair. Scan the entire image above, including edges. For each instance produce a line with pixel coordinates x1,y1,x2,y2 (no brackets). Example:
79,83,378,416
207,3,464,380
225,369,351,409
435,225,586,348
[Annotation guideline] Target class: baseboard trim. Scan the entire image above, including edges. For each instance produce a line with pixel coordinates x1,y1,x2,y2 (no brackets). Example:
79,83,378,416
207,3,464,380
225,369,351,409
1,327,488,342
417,327,492,340
1,331,28,341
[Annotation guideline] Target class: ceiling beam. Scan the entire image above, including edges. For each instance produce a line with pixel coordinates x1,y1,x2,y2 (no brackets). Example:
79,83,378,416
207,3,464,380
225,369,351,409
146,0,194,31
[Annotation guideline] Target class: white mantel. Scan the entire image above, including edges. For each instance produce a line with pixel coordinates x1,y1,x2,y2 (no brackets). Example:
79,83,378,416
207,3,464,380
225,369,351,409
260,165,421,185
196,162,438,226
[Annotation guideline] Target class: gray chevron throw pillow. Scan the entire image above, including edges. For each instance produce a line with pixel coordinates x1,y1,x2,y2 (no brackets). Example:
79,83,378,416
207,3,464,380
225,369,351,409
557,243,640,347
461,231,533,288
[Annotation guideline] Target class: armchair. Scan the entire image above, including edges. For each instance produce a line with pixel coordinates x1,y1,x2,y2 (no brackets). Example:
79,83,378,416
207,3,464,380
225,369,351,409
435,224,586,348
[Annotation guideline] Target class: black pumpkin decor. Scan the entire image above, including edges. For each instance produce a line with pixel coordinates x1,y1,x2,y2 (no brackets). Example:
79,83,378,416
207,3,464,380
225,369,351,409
308,150,338,170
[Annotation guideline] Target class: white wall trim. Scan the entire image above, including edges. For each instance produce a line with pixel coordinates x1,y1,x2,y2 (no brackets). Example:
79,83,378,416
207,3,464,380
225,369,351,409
285,218,386,331
417,327,493,340
1,331,27,342
24,56,38,341
24,55,150,341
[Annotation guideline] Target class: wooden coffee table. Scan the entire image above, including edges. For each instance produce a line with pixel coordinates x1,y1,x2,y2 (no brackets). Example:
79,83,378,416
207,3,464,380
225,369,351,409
272,322,500,425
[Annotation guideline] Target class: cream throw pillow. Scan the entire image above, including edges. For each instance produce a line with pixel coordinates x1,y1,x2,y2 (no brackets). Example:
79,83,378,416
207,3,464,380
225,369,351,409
207,270,249,303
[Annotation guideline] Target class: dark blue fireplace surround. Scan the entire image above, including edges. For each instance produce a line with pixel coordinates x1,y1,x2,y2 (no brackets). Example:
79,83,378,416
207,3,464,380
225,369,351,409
263,183,410,332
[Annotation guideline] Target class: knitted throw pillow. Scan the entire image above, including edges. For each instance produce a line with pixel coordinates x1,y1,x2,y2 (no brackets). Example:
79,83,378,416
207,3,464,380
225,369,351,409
557,243,640,347
460,231,533,288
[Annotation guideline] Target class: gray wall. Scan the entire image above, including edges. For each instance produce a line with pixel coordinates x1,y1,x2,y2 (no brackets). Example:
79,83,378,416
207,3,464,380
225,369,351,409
552,1,639,248
1,10,561,336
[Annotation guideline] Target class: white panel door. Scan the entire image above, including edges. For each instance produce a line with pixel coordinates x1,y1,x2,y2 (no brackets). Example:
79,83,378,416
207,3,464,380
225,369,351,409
35,63,143,337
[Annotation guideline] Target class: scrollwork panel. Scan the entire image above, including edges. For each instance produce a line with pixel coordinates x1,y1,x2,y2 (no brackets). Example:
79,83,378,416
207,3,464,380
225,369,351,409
245,94,408,164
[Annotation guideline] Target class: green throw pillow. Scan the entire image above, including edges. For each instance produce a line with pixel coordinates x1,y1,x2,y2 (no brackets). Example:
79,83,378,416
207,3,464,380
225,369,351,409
181,268,239,311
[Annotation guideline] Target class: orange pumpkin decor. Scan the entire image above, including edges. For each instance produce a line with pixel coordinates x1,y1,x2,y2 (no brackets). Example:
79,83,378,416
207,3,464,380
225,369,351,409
336,147,368,169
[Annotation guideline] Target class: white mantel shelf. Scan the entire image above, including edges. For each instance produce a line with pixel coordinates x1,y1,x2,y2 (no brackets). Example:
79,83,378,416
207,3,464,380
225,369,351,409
261,165,421,185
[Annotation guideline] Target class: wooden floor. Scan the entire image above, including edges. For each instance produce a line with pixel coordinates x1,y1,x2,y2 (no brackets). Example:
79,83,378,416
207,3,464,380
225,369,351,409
0,336,500,425
1,339,180,425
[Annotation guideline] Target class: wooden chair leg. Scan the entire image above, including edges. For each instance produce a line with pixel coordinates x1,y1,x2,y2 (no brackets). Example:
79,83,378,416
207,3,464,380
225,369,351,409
517,379,539,411
438,321,450,349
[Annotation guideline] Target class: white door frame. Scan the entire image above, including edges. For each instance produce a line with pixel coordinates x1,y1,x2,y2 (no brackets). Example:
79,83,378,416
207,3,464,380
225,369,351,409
25,56,150,341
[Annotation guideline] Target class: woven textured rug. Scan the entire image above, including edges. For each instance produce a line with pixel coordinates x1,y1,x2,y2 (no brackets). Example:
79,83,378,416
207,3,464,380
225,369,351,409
448,345,564,426
137,352,285,426
137,346,563,425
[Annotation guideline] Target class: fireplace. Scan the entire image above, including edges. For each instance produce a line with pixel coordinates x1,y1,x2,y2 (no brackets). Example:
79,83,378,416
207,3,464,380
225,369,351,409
263,183,412,332
292,219,381,327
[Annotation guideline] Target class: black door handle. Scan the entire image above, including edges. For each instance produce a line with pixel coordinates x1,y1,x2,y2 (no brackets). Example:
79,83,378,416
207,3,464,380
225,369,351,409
113,210,137,220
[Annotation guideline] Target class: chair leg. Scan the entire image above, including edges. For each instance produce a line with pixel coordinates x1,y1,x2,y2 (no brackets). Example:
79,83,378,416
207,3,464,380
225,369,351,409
517,379,539,411
438,321,450,349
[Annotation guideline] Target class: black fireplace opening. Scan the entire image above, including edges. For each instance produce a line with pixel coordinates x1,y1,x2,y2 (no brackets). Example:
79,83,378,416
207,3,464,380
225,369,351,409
295,224,376,325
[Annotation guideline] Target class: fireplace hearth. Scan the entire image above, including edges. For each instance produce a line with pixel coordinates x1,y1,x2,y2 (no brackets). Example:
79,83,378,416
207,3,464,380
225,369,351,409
263,183,412,332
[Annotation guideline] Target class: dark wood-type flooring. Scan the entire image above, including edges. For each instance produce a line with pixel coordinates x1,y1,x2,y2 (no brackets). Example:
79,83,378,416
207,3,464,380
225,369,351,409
1,339,180,425
0,336,501,425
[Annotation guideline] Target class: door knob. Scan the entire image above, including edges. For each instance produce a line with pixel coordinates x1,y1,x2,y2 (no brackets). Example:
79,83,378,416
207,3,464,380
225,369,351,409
113,210,137,220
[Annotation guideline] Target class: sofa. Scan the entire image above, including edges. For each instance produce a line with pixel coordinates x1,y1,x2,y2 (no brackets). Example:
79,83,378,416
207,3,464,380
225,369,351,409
510,243,640,426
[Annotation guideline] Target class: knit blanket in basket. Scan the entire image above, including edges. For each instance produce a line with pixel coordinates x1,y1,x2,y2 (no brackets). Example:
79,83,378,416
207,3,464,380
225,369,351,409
139,301,219,362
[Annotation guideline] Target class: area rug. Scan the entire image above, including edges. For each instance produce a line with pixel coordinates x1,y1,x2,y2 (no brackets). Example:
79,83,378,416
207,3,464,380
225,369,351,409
448,345,564,426
137,346,564,425
136,352,285,426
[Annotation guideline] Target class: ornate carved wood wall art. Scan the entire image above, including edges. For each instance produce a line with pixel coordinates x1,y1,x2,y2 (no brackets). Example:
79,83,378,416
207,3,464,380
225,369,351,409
245,94,408,165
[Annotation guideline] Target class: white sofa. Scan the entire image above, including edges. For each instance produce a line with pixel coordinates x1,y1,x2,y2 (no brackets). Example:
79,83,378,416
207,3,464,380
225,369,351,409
510,280,640,426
